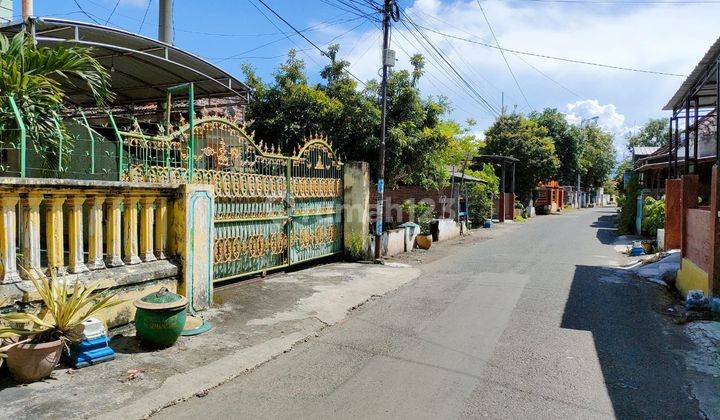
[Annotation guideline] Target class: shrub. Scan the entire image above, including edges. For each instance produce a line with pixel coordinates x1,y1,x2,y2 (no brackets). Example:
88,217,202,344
617,173,639,235
467,183,494,228
344,232,367,261
642,195,665,237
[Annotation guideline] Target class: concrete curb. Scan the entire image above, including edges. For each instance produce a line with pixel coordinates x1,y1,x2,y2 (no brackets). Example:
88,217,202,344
99,331,313,420
100,265,422,420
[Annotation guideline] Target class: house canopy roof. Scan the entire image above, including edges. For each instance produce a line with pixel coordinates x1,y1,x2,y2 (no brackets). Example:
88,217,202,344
0,18,250,107
663,35,720,111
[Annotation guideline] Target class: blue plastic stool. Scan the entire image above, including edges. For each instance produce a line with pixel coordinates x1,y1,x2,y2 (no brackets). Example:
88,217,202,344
69,336,116,368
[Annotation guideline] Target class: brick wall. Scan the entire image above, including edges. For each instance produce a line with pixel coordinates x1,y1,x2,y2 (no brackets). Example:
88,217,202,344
664,179,682,250
370,184,454,224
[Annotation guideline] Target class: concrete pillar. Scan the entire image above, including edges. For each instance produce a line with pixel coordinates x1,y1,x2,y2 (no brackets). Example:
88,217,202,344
343,161,370,259
87,196,106,270
67,195,89,274
45,195,65,275
123,196,141,265
680,174,699,259
154,197,168,260
173,184,214,312
105,197,124,267
20,192,42,278
139,197,156,262
0,194,21,283
711,166,720,297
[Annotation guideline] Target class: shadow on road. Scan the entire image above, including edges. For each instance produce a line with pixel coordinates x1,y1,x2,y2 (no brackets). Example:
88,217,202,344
561,263,701,417
592,211,619,245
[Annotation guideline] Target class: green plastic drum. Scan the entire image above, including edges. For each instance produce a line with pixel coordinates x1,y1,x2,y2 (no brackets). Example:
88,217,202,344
134,288,188,349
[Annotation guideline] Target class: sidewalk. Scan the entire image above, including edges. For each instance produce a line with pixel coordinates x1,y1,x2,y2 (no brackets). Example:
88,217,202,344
1,262,420,419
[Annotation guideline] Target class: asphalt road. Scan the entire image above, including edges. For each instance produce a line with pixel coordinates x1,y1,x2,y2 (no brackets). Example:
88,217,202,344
155,208,711,419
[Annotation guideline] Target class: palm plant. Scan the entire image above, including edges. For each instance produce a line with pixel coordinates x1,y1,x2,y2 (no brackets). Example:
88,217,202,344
0,30,114,172
3,270,121,343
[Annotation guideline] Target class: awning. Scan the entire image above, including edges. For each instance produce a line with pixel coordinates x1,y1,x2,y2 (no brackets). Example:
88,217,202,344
663,35,720,111
0,17,250,107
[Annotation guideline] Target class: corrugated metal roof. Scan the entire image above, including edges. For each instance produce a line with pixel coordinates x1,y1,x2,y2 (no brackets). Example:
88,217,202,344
445,165,488,184
0,18,250,106
663,36,720,111
632,146,660,157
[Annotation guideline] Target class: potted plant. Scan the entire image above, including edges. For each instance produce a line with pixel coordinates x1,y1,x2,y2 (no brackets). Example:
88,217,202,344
401,201,433,250
3,271,120,383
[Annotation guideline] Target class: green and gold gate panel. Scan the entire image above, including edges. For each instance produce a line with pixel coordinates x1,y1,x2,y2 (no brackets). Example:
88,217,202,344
289,140,343,264
114,116,344,281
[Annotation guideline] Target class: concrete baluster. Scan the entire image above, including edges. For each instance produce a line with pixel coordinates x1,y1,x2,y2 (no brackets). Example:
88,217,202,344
105,196,124,267
140,197,156,262
0,194,21,284
20,193,43,279
68,195,89,274
45,195,66,275
87,196,106,270
154,197,168,260
123,196,141,265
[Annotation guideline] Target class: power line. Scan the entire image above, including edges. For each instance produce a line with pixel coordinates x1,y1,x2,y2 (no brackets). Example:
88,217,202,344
414,23,686,77
515,54,584,99
138,0,152,32
105,0,121,25
72,0,102,24
514,0,720,4
401,13,499,116
477,0,532,111
409,8,581,100
255,0,368,86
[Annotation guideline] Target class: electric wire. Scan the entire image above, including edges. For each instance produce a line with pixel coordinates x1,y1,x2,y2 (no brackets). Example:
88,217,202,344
105,0,121,25
408,7,582,99
414,23,686,77
477,0,532,111
138,0,152,32
255,0,368,86
401,13,499,116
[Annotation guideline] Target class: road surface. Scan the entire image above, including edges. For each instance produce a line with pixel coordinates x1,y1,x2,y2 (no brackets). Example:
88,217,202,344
156,208,713,419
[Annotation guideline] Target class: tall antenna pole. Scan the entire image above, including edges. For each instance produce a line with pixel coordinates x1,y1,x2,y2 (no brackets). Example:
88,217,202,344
375,0,395,259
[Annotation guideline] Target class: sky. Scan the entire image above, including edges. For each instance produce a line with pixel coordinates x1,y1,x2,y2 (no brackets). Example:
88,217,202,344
8,0,720,159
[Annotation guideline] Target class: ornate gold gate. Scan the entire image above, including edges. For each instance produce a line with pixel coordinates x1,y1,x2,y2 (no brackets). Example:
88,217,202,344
117,116,343,282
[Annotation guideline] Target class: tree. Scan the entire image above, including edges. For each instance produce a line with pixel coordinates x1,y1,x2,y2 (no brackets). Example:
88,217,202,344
242,50,334,153
580,124,616,188
625,118,668,152
529,108,582,185
0,30,113,164
483,112,559,201
410,54,425,87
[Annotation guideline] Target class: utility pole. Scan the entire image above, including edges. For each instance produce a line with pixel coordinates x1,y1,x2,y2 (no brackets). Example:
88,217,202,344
21,0,33,22
375,0,396,259
159,0,173,45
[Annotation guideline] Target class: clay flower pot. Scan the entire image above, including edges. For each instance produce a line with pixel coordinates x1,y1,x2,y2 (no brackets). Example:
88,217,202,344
416,234,433,250
6,339,63,383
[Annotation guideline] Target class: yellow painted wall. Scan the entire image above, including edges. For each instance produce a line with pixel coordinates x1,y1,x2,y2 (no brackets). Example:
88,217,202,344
676,257,710,297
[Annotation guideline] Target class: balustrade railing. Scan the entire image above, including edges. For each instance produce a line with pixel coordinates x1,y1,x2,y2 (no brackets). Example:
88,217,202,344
0,179,176,284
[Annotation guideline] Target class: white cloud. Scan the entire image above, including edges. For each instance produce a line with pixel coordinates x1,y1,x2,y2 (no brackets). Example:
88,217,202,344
565,99,626,133
318,0,718,140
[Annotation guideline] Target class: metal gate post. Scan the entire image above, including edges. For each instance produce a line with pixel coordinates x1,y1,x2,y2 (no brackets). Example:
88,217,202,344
285,158,293,266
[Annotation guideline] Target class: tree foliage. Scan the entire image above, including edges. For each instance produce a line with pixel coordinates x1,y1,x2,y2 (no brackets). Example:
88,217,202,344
626,118,668,152
529,108,581,185
580,124,616,188
482,112,559,201
0,30,113,166
244,47,457,189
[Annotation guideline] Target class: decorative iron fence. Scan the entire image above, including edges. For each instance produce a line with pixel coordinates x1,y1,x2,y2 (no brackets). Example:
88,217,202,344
0,97,344,282
112,116,344,282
